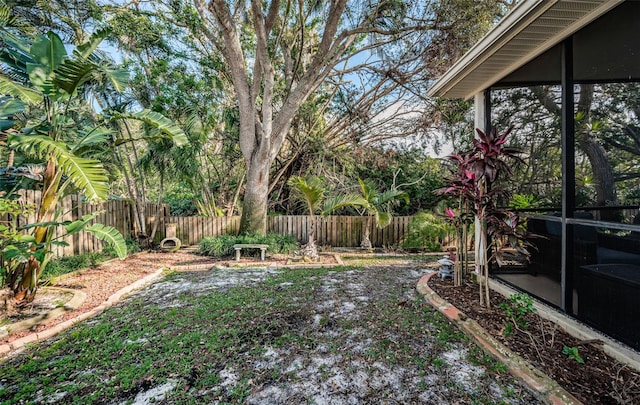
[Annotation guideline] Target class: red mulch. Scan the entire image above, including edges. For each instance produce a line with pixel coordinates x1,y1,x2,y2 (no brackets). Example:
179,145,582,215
428,275,640,404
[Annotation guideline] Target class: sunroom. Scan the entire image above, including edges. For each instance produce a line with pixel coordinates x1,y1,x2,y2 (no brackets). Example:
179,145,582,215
429,0,640,351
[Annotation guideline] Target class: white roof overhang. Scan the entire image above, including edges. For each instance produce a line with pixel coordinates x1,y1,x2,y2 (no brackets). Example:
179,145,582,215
427,0,624,100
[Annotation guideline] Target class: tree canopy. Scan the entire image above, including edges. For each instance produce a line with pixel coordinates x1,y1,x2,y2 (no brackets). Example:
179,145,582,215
1,0,519,231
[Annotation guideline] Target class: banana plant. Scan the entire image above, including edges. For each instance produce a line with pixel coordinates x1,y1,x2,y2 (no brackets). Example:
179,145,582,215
0,26,185,303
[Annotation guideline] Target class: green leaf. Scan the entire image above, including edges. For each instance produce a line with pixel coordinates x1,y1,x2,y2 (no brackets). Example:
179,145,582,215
53,58,94,94
375,211,392,228
110,110,188,147
26,32,66,96
0,6,34,35
0,74,42,104
30,31,66,72
377,189,409,205
19,221,63,230
0,96,25,116
8,134,109,201
3,245,31,262
16,234,36,243
72,126,112,153
85,224,127,259
0,118,14,131
65,212,100,234
322,194,369,215
288,176,325,213
101,65,129,92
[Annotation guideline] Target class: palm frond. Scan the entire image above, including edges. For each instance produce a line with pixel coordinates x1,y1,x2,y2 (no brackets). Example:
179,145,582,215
377,189,409,205
99,64,129,93
8,134,109,201
64,212,100,235
375,211,392,228
0,5,35,35
110,110,188,147
71,126,112,153
323,194,370,215
357,178,377,202
74,27,111,59
52,58,94,95
289,176,325,212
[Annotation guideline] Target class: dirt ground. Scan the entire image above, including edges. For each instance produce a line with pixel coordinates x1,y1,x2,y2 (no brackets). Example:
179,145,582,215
0,252,539,404
428,275,640,405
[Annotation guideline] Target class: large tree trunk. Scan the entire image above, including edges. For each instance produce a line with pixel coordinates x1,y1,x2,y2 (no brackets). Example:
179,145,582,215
577,135,617,206
533,85,617,213
198,0,353,235
576,85,618,219
239,152,271,235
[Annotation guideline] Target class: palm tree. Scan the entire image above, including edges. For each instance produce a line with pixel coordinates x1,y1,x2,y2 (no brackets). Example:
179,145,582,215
324,178,409,250
288,176,324,261
0,26,185,302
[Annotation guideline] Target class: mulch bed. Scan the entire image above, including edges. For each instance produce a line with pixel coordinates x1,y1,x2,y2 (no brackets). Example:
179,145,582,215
428,276,640,404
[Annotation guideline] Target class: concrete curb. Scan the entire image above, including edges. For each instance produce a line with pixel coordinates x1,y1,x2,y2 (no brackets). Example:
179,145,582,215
416,272,582,405
0,268,167,357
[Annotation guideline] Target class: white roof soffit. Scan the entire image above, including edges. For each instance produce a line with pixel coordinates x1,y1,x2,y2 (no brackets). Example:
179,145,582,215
427,0,624,100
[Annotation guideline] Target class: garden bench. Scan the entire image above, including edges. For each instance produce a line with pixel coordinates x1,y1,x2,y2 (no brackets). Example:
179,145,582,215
233,244,269,261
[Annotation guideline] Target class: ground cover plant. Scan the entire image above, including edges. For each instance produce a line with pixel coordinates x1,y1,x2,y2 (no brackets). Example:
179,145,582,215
429,275,640,404
40,239,140,282
0,260,537,404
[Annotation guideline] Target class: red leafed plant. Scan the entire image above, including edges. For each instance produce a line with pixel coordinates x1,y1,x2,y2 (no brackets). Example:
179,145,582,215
438,126,529,307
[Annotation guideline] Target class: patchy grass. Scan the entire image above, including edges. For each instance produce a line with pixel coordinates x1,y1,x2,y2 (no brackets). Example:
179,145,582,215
0,261,538,404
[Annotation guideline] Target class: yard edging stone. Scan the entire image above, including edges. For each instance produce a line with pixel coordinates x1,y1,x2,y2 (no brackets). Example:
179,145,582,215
0,287,87,342
417,271,582,405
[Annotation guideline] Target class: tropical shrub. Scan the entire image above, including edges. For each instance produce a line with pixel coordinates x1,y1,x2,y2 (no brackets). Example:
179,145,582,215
402,212,451,252
324,178,408,249
439,127,527,306
103,238,140,257
198,234,298,258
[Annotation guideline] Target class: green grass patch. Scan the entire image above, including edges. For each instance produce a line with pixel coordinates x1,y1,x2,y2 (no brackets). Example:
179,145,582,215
0,262,529,404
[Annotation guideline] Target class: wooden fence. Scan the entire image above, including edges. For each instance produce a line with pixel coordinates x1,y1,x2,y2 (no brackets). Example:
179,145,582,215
2,191,416,256
2,191,152,257
164,215,413,248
